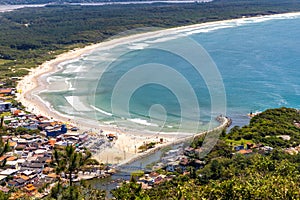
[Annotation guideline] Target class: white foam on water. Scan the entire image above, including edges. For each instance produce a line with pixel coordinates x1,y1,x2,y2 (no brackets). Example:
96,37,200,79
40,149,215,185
90,105,113,116
184,25,235,35
46,76,62,84
39,12,300,133
128,118,159,127
56,105,80,115
65,96,93,112
64,79,76,91
62,64,87,74
128,43,150,50
146,36,180,44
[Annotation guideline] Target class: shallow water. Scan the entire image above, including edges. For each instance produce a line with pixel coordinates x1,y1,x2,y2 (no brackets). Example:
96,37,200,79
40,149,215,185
40,13,300,134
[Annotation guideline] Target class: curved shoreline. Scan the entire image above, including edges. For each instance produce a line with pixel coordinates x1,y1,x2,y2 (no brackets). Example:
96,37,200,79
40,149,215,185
16,11,300,124
16,11,300,164
118,116,231,167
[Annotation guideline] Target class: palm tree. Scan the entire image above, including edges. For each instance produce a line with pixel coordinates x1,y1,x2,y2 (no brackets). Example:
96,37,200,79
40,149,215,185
0,115,4,128
53,145,92,187
52,145,92,200
0,137,9,156
0,136,9,167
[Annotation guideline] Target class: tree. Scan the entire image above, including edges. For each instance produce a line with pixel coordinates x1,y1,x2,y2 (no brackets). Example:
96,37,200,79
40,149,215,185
111,181,149,200
53,145,92,187
0,116,4,128
52,145,93,200
0,137,10,167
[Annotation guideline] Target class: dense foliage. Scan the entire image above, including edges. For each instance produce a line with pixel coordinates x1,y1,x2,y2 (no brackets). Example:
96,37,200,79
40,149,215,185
48,145,106,200
113,108,300,199
227,107,300,148
1,0,154,4
113,148,300,199
2,0,300,86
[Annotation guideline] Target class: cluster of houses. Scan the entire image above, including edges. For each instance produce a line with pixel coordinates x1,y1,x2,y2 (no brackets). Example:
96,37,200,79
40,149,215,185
0,87,108,198
133,146,209,189
0,88,14,113
158,147,205,172
0,128,93,196
135,141,276,189
0,134,54,198
233,143,273,155
136,171,176,189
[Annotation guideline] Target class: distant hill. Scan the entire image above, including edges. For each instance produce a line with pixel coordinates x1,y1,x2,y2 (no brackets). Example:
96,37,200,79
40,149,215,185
1,0,187,5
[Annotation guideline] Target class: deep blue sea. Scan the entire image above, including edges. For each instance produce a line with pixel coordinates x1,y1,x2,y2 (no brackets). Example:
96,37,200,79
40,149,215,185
40,13,300,134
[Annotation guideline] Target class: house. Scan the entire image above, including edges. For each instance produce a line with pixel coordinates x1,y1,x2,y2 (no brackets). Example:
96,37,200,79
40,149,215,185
149,172,159,179
5,160,19,169
47,173,57,179
179,157,189,166
0,156,8,165
42,167,54,175
22,170,35,176
7,180,19,187
259,146,273,153
165,149,181,157
0,175,7,183
9,141,17,149
184,147,195,157
54,140,73,148
45,124,67,137
0,88,13,95
21,162,45,171
0,186,9,193
7,156,17,161
79,133,88,142
234,145,244,151
238,149,253,155
166,161,180,172
24,184,37,194
189,159,206,169
0,169,18,176
14,178,27,187
152,162,164,171
0,102,12,112
35,156,50,164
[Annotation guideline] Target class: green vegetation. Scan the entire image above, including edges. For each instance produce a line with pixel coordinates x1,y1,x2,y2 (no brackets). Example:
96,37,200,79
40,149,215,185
138,141,157,152
47,180,106,200
1,1,300,198
1,0,148,4
2,0,300,86
226,107,300,148
113,107,300,199
53,145,92,186
48,145,106,200
225,138,254,146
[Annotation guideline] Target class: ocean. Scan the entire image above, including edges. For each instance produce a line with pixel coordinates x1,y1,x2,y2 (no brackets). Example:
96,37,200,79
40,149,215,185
39,13,300,135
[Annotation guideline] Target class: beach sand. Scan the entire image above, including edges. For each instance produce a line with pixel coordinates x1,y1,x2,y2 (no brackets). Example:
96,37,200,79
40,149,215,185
16,12,298,164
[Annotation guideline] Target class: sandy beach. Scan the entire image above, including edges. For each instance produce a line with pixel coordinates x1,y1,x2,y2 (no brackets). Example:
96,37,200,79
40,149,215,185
0,5,46,13
16,12,300,164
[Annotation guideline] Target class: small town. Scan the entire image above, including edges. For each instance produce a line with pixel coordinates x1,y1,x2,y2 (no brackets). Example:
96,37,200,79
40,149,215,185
3,81,300,199
1,2,300,199
0,86,121,198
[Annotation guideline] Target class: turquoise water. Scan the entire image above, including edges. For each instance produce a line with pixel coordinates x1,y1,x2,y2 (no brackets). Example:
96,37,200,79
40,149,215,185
40,14,300,133
194,17,300,126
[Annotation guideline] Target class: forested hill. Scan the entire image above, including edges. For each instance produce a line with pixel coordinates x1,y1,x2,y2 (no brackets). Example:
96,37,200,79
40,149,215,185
112,107,300,199
1,0,300,86
1,0,189,5
1,0,108,5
